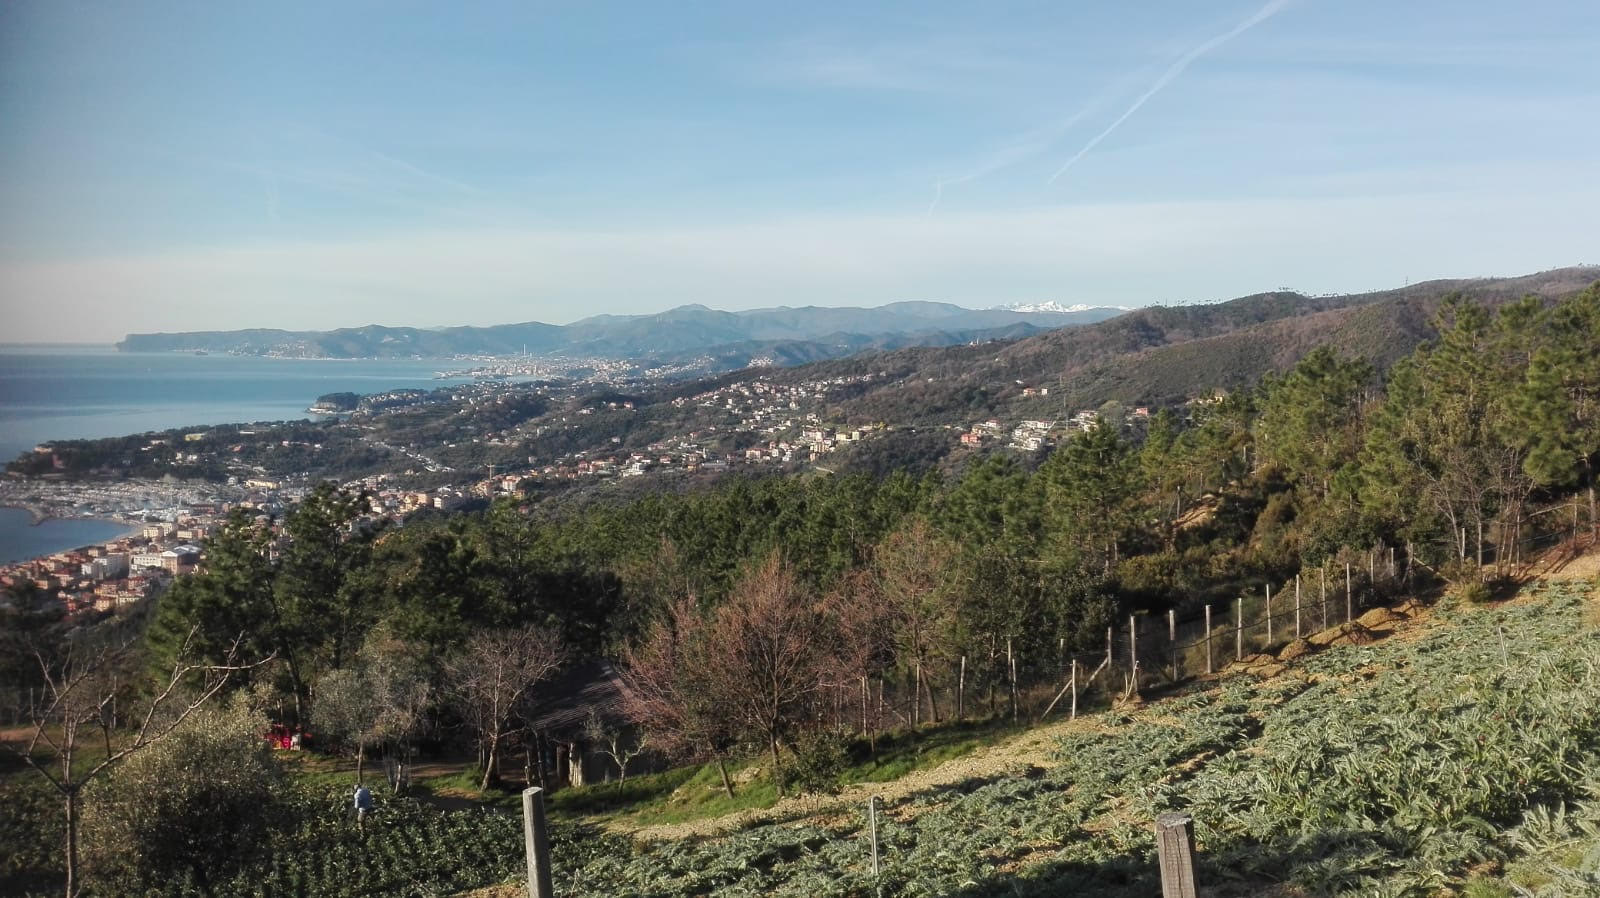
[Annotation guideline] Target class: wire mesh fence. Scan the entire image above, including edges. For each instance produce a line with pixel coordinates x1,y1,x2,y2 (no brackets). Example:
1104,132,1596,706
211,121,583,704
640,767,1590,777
812,495,1596,741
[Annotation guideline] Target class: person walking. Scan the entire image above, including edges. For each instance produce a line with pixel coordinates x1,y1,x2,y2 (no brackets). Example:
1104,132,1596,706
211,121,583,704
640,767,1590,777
354,784,374,831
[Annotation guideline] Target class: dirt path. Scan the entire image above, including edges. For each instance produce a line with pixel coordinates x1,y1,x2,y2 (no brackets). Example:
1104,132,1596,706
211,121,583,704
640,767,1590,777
1523,532,1600,582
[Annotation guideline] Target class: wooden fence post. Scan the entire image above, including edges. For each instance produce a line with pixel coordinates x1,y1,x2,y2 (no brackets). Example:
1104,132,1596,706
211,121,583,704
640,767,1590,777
1106,626,1113,681
523,787,554,898
1294,575,1302,639
1069,659,1078,720
1235,597,1243,661
1128,614,1139,694
1155,812,1199,898
868,795,881,877
1204,605,1213,674
1009,641,1018,722
1265,583,1273,647
1320,565,1328,630
1345,562,1353,622
860,676,869,747
957,656,965,721
1168,609,1178,680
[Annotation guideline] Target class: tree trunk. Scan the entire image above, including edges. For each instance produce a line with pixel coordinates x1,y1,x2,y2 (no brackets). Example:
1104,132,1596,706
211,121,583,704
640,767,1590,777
282,652,306,728
924,667,940,723
716,756,735,798
911,663,920,729
480,732,500,791
355,742,365,784
770,736,784,796
64,789,80,898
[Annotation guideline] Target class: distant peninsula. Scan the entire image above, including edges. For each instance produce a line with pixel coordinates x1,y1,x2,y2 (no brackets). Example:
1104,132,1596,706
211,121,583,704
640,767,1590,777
116,302,1126,360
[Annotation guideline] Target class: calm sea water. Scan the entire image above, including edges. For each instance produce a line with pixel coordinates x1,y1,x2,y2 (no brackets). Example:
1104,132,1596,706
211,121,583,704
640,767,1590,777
0,345,479,562
0,507,136,566
0,345,479,461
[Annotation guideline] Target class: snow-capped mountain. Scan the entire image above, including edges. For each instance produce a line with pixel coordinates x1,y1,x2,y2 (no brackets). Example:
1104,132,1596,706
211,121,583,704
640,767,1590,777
990,301,1127,314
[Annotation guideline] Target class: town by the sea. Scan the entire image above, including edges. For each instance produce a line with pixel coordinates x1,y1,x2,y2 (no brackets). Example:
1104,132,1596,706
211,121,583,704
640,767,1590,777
0,344,479,562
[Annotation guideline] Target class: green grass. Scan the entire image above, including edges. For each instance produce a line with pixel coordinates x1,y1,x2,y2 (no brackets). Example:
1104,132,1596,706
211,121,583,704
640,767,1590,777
546,764,700,817
542,715,1020,828
840,717,1016,785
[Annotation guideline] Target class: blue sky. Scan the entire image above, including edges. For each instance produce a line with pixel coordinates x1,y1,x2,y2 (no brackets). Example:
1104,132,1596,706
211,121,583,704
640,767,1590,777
2,0,1597,341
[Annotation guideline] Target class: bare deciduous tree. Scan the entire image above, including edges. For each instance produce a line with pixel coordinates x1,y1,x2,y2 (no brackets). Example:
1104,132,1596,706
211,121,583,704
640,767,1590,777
620,595,742,797
581,709,647,782
703,553,829,795
622,555,833,796
445,624,565,791
872,519,961,728
822,567,897,754
0,626,271,898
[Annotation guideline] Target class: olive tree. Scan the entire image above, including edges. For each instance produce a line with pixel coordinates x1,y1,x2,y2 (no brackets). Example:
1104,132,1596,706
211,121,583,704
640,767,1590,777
80,702,281,895
0,625,270,898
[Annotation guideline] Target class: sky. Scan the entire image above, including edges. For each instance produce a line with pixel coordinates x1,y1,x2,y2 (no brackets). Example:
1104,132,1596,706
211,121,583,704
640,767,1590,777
1,0,1597,342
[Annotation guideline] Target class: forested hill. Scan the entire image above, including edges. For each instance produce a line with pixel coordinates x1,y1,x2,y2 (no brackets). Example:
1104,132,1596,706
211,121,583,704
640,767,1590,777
787,266,1598,424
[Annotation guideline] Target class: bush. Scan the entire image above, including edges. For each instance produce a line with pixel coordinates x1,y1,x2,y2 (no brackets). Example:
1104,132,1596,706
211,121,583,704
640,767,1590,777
778,727,853,796
1439,562,1500,605
1451,581,1494,605
82,702,283,894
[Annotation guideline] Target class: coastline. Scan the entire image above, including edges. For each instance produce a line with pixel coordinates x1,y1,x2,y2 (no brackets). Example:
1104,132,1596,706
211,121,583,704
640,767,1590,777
1,503,141,530
0,505,146,567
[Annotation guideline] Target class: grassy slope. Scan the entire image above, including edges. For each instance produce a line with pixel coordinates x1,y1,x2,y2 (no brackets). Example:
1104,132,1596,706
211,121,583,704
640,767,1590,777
508,576,1600,898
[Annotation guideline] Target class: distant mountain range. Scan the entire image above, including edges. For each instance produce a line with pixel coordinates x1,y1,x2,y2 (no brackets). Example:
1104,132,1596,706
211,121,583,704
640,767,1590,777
776,267,1600,428
116,302,1126,360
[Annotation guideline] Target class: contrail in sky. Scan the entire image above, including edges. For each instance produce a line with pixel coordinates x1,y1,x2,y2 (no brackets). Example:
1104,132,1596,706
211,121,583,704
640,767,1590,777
927,105,1101,215
1046,0,1292,185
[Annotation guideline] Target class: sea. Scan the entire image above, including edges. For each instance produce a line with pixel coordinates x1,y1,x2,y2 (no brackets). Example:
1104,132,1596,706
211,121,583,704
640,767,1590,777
0,344,481,563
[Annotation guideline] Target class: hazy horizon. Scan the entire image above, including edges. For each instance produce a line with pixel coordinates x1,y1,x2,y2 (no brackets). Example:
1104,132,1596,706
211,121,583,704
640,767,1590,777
4,0,1597,342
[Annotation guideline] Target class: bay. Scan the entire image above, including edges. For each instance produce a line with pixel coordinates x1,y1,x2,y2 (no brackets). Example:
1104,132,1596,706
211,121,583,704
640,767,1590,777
0,345,483,563
0,345,479,462
0,506,136,566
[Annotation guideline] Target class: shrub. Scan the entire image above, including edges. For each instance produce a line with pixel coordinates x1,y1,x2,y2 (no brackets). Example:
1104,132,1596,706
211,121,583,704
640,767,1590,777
1436,560,1496,605
778,727,853,796
81,701,282,894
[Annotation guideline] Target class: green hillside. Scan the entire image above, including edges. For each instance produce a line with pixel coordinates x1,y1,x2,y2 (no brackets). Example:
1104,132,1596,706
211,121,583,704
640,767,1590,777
19,578,1594,898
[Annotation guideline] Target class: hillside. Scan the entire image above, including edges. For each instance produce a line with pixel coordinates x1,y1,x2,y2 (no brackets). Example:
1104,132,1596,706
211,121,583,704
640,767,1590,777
497,576,1600,898
114,302,1123,360
24,575,1594,898
796,266,1598,426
